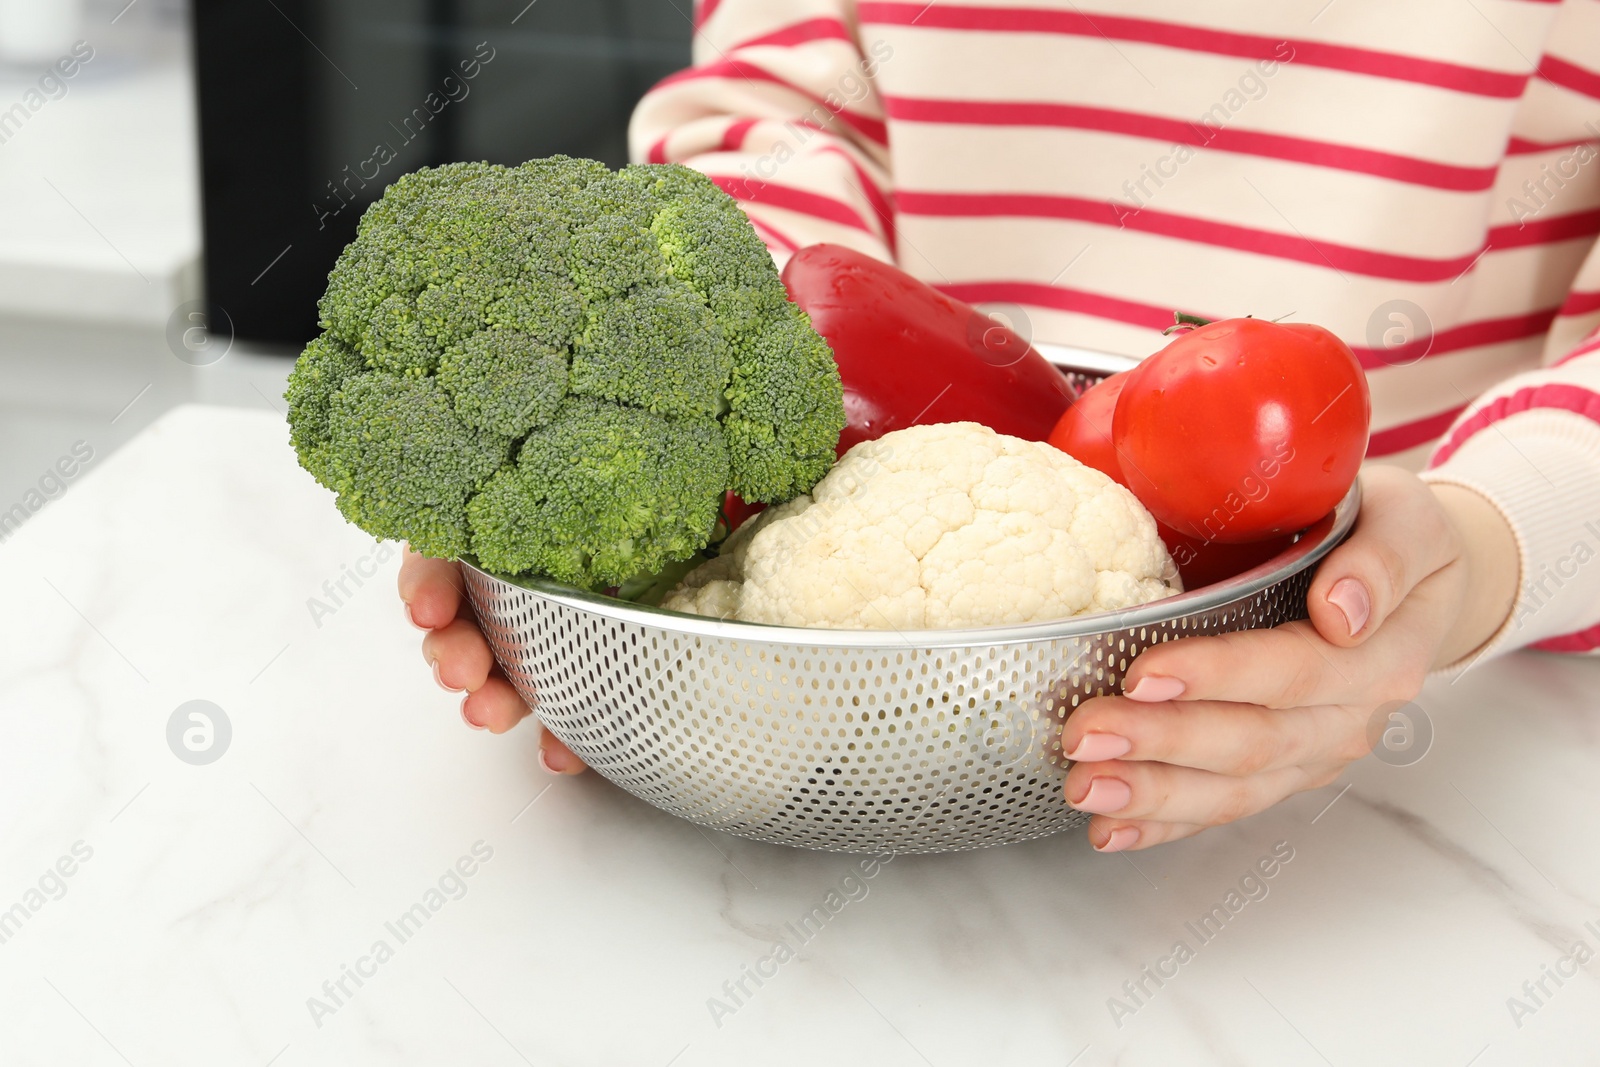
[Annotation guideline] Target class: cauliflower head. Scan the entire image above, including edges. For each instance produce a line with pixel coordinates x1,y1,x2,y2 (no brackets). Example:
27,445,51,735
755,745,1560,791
663,422,1182,629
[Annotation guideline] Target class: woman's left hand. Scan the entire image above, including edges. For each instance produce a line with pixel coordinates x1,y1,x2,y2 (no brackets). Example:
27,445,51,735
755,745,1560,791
1060,466,1516,853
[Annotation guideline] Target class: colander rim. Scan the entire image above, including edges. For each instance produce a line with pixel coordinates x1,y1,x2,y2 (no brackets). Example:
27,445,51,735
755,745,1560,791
463,344,1362,649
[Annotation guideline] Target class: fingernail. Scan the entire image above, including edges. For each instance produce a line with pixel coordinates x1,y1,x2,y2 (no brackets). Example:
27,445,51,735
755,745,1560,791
1075,776,1132,814
433,661,460,693
537,747,559,774
460,697,487,731
405,603,426,631
1124,675,1185,703
1327,577,1371,637
1065,732,1132,762
1095,826,1140,853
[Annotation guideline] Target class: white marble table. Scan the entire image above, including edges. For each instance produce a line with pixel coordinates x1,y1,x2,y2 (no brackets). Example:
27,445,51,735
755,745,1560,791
1,405,1597,1067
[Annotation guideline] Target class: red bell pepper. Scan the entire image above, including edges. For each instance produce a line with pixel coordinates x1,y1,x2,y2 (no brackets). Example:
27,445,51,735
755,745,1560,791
781,244,1078,456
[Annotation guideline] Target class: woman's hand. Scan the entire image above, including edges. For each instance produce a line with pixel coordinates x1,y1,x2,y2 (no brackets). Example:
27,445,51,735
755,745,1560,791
397,549,588,774
1061,466,1520,852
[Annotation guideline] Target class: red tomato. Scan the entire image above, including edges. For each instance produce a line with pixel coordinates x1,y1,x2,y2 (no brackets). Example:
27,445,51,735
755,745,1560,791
1112,318,1369,543
1047,369,1301,588
1046,371,1128,481
1160,527,1297,589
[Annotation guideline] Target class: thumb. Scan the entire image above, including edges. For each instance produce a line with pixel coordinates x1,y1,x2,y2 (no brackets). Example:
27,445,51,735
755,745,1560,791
1306,468,1459,647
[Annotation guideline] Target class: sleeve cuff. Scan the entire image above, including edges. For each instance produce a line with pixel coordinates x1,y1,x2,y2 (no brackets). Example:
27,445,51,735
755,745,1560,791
1419,408,1600,671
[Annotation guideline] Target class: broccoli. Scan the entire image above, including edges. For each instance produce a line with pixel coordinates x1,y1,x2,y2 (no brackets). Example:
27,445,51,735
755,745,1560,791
285,156,844,589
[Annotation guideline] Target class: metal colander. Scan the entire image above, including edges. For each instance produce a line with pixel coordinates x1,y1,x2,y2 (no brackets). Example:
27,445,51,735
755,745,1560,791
462,348,1360,853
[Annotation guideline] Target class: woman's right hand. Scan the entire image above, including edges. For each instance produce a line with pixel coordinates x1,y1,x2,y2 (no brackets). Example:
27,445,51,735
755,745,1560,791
397,547,588,774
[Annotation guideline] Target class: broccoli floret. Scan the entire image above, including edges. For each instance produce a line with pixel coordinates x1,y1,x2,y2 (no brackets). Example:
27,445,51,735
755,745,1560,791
285,335,365,483
323,373,511,560
571,285,729,419
644,178,844,497
568,212,666,301
438,328,567,437
723,301,845,500
467,398,729,585
286,155,845,589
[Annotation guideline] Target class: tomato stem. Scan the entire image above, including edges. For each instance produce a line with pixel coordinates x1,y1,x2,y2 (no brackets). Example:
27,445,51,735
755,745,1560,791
1162,311,1213,335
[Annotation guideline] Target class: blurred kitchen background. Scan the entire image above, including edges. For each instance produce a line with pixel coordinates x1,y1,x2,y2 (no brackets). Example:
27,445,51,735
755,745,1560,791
0,0,689,513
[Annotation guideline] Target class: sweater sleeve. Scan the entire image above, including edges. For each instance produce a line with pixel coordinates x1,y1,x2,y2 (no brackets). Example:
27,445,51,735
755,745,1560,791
1417,0,1600,667
627,0,895,268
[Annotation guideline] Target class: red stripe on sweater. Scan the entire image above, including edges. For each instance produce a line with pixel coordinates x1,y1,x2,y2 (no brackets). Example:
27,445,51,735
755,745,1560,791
1559,289,1600,318
934,280,1180,332
1491,208,1600,250
719,118,758,152
695,0,722,32
933,286,1559,375
1349,307,1558,369
658,60,889,145
709,122,894,245
1367,404,1470,456
704,117,895,246
729,17,855,51
814,145,897,251
1537,56,1600,101
712,176,875,233
1532,625,1600,653
1431,382,1600,464
856,3,1529,98
898,190,1484,281
646,136,669,165
885,96,1497,191
1506,134,1600,155
746,216,799,253
897,192,1600,281
816,145,892,210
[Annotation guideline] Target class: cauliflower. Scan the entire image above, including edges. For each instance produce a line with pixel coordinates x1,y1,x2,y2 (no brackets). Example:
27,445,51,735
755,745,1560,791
662,422,1182,629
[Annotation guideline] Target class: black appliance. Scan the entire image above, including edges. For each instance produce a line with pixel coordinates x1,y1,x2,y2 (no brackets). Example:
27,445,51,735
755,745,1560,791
191,0,691,345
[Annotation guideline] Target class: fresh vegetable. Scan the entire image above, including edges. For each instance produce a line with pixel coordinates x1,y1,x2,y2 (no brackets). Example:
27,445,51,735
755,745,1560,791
1046,370,1128,482
663,422,1181,629
1048,369,1296,587
1112,317,1369,543
1160,528,1297,589
285,157,845,589
780,244,1078,456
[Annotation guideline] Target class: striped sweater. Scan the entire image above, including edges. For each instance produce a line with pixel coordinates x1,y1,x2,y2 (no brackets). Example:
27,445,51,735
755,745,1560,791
629,0,1600,660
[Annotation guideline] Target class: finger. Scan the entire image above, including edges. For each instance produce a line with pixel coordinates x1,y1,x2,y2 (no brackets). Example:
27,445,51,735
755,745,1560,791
458,677,588,773
1086,817,1207,853
1124,620,1363,709
1306,467,1459,647
461,673,534,734
538,728,587,774
1126,564,1456,709
421,618,495,692
398,547,466,630
1063,696,1369,776
1064,758,1326,825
